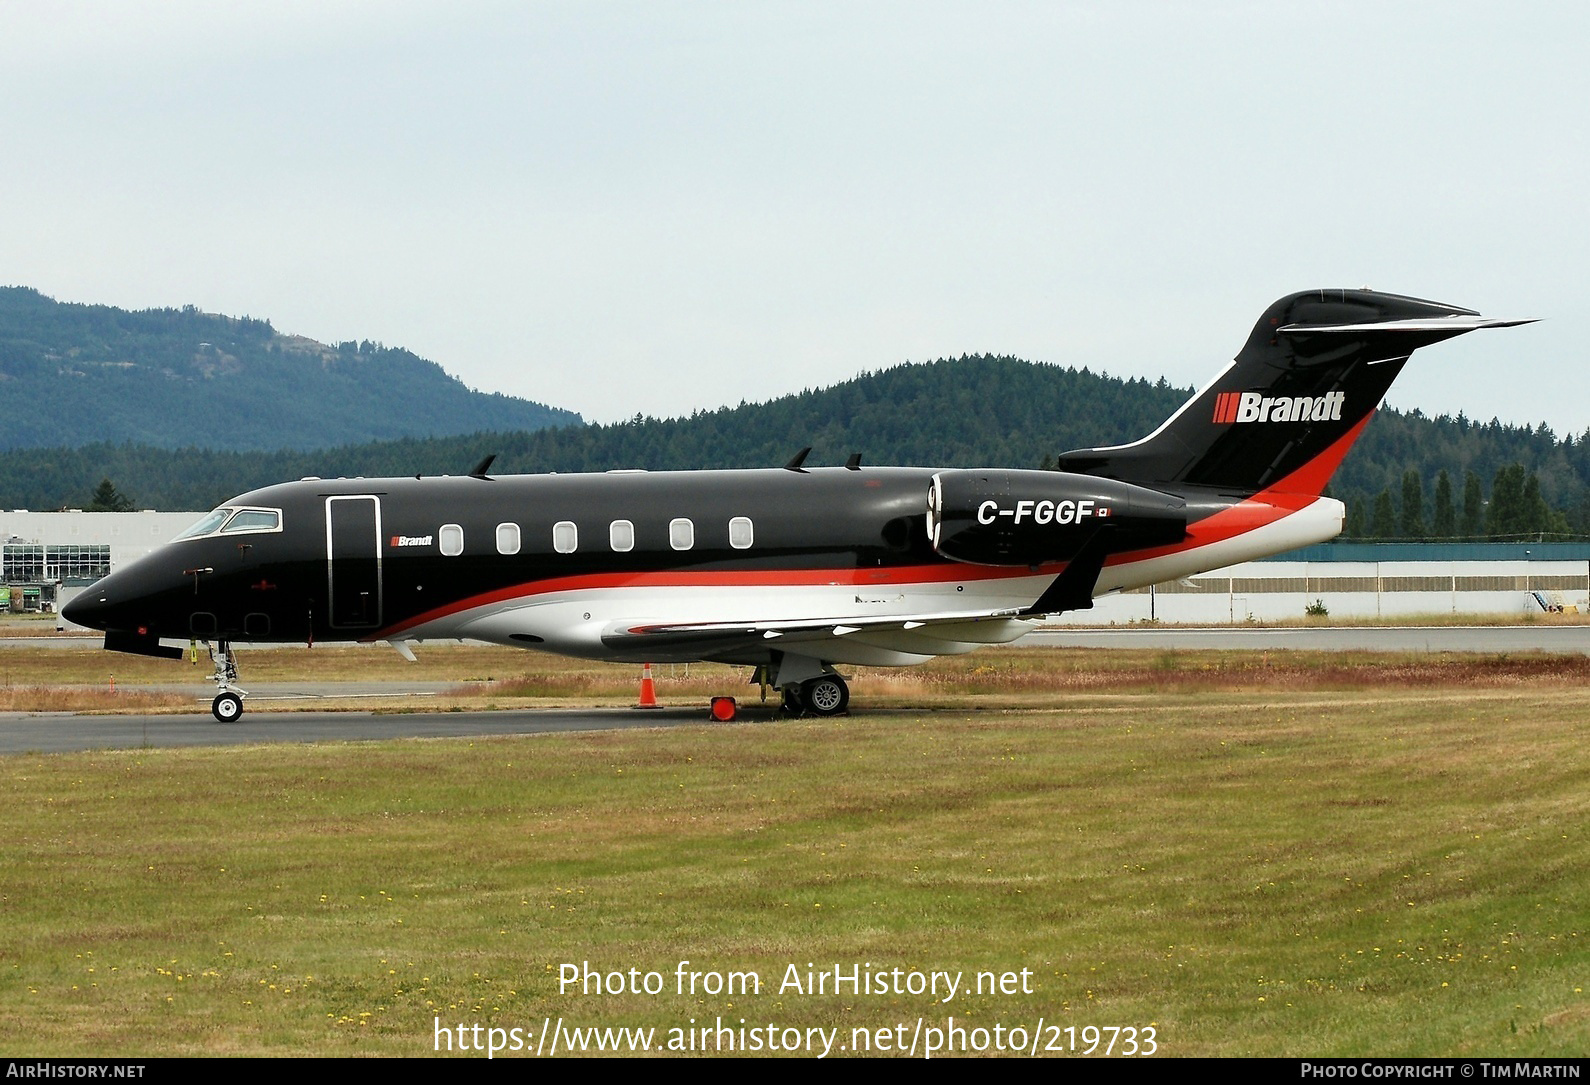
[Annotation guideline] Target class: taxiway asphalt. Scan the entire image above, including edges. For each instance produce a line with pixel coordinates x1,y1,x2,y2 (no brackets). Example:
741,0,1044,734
0,705,757,755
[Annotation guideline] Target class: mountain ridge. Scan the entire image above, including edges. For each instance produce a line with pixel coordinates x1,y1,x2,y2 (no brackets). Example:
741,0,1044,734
0,286,579,450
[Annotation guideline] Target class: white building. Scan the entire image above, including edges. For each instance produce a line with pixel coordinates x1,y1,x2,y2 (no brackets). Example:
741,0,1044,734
1,510,202,614
1060,542,1590,624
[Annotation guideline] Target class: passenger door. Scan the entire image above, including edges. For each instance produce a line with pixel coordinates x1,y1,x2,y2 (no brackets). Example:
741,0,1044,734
326,495,383,630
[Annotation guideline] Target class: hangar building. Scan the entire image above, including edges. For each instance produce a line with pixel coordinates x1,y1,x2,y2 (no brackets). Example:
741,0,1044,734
1,510,201,616
1063,542,1590,624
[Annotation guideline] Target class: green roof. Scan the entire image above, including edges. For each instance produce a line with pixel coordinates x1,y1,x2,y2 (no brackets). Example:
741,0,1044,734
1262,541,1590,562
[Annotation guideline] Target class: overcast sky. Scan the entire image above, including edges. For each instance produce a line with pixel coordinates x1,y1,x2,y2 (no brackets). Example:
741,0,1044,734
2,2,1584,436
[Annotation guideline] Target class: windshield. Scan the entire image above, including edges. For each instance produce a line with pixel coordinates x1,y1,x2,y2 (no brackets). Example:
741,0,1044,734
173,506,282,541
174,508,233,542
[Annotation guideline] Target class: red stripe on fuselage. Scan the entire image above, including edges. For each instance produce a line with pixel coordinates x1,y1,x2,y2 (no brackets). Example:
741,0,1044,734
372,561,1064,640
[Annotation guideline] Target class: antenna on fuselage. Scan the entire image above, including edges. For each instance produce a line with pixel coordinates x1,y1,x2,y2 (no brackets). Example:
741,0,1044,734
783,447,812,473
844,453,862,471
469,453,497,480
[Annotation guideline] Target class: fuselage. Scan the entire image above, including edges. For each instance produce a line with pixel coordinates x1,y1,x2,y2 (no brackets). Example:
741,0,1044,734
63,465,1341,669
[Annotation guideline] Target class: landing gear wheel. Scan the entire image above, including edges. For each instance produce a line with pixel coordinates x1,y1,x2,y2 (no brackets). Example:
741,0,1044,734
801,675,849,717
205,639,248,723
780,685,803,716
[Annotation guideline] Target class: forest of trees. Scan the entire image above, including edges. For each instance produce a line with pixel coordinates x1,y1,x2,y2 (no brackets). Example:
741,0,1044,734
6,351,1588,544
1340,463,1571,541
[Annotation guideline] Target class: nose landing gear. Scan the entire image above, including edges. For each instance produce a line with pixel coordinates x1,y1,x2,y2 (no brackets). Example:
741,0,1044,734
206,640,248,722
212,690,243,723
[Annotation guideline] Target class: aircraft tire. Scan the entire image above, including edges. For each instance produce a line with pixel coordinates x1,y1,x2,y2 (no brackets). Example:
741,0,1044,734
801,675,849,717
211,692,244,723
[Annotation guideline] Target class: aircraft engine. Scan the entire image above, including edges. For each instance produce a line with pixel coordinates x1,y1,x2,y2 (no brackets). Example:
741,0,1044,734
927,469,1187,567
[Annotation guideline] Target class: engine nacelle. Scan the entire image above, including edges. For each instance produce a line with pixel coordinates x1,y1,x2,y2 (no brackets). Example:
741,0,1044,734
927,470,1187,567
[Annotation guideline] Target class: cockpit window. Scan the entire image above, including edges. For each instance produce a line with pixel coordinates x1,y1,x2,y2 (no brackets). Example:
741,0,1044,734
174,508,234,541
222,509,281,534
174,506,283,541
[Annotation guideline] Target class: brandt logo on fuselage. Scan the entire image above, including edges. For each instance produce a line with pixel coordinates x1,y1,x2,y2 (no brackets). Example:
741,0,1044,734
390,535,434,547
1212,390,1345,425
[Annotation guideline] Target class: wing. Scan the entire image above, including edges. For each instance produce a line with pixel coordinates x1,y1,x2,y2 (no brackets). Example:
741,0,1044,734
597,539,1110,663
599,606,1037,664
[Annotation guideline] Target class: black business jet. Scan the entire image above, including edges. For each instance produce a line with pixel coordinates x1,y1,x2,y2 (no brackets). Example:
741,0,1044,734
63,289,1530,721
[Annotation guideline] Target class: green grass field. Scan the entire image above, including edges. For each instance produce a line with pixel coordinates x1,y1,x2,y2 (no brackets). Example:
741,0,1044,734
1,646,1587,1057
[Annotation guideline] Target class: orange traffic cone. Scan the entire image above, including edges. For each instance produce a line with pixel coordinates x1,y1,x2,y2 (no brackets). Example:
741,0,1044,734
634,663,662,709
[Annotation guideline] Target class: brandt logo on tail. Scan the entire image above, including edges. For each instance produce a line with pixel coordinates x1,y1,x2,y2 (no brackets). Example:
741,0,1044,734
1212,391,1345,425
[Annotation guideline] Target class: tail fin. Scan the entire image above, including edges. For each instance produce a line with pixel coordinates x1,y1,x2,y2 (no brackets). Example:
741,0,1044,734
1056,289,1532,496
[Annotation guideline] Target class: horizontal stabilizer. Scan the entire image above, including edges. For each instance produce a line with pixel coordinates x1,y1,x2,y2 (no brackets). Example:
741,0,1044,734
1279,315,1536,334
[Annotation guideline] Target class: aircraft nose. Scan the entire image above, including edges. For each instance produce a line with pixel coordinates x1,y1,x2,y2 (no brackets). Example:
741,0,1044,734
61,553,192,633
61,589,112,631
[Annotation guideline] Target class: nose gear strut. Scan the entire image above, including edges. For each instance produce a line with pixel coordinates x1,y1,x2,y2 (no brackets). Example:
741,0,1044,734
206,640,248,722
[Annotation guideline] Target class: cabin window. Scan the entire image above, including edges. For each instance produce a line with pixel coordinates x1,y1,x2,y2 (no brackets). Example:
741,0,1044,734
669,518,694,551
496,522,520,555
610,520,635,552
728,516,753,549
439,523,464,556
553,521,578,554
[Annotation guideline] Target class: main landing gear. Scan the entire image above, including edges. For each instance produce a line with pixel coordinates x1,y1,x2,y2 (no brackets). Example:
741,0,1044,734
207,640,248,722
752,657,851,719
779,673,850,717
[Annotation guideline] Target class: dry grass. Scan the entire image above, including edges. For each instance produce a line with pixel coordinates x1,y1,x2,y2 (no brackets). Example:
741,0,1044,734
0,642,514,686
11,641,1590,715
0,687,191,713
884,649,1590,696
